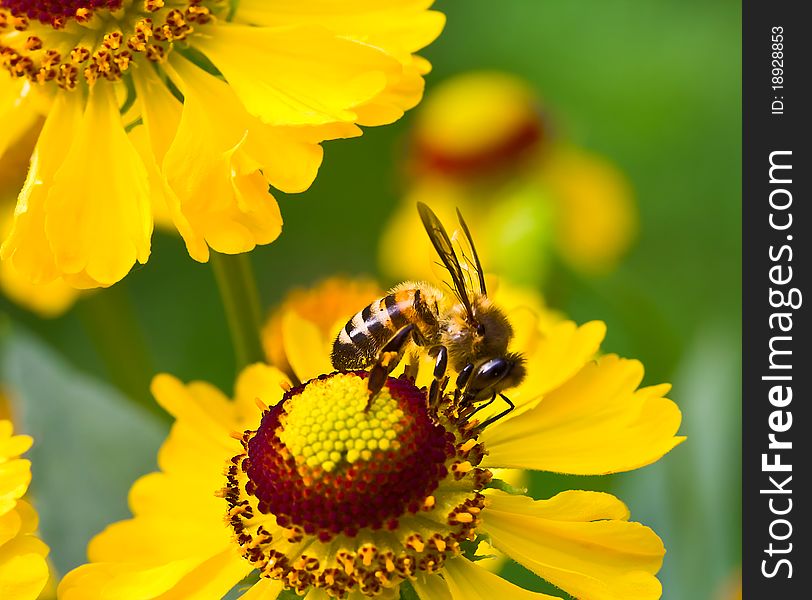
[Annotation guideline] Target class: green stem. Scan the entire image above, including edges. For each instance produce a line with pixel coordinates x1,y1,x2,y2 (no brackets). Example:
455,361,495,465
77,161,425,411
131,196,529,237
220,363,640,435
210,251,265,371
78,283,163,420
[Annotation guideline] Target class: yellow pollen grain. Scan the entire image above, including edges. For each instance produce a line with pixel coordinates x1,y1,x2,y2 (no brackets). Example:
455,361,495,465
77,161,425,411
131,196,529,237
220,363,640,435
278,374,406,476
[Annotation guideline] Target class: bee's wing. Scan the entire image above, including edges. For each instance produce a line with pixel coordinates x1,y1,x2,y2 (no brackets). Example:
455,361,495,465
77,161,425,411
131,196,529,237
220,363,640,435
417,202,476,321
455,208,487,296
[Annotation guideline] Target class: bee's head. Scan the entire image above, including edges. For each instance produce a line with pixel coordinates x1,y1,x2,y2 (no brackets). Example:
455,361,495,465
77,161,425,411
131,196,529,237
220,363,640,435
447,297,515,371
460,352,526,402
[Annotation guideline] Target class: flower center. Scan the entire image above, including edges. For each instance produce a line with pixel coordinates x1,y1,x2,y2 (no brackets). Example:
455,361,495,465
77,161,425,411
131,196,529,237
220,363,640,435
246,372,454,541
224,371,492,597
414,115,545,178
1,1,123,26
0,0,220,89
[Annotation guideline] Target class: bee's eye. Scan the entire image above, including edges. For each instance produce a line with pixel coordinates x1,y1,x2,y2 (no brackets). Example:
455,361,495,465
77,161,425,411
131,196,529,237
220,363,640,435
473,358,510,383
476,323,486,336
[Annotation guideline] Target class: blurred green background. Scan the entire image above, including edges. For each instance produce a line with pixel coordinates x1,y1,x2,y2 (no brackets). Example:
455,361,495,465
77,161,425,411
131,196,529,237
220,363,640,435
1,1,741,599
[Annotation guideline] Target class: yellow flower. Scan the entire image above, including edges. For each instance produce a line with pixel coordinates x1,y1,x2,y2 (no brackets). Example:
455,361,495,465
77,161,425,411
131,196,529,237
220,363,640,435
262,276,384,382
59,282,683,599
0,119,78,316
260,276,541,499
381,71,636,283
0,419,50,600
0,1,445,288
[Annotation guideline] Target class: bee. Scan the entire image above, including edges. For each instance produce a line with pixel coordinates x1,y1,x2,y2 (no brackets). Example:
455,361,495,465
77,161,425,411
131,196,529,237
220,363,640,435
331,202,526,427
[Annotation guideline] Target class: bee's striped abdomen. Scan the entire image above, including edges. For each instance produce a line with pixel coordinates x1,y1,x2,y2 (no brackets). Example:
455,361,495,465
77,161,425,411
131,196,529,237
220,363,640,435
331,289,433,370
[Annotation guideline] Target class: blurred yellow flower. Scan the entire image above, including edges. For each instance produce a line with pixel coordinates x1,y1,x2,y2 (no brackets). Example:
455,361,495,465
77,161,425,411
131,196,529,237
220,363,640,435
0,1,444,289
59,280,683,599
262,276,384,382
0,419,50,600
380,71,637,284
0,120,78,317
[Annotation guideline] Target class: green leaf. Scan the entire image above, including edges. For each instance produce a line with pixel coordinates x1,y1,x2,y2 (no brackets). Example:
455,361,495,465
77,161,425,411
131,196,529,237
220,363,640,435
399,580,420,600
1,326,168,577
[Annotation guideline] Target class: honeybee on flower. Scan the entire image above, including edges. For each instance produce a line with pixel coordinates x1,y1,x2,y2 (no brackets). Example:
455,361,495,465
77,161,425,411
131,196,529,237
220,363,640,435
58,273,684,600
333,203,526,428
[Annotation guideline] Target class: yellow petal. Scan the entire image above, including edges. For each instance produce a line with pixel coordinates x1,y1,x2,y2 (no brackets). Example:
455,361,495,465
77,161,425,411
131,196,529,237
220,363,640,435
233,364,291,426
167,54,359,195
126,124,187,237
481,489,665,600
351,55,426,126
127,471,223,519
519,320,606,400
241,124,326,194
162,58,282,258
484,489,631,522
281,309,335,383
152,548,252,600
0,550,49,600
44,83,152,287
0,76,39,158
88,515,230,564
482,355,685,474
0,425,33,460
193,24,398,127
0,533,48,560
150,374,239,453
0,214,79,316
0,504,22,547
474,319,606,425
0,458,31,516
132,68,182,166
1,93,82,284
234,0,445,58
441,556,560,600
411,572,452,600
9,499,38,535
129,67,204,252
59,556,211,600
238,577,284,599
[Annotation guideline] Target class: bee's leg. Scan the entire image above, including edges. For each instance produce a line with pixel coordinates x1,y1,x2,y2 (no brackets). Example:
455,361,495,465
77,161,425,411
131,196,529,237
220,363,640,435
473,394,516,432
367,324,415,408
468,393,497,417
453,363,475,415
428,346,449,409
455,363,474,390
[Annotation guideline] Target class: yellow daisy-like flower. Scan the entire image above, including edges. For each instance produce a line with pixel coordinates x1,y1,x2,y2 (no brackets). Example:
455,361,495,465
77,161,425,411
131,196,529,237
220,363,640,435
260,276,543,499
381,71,637,283
0,419,50,600
0,1,444,289
59,283,683,599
